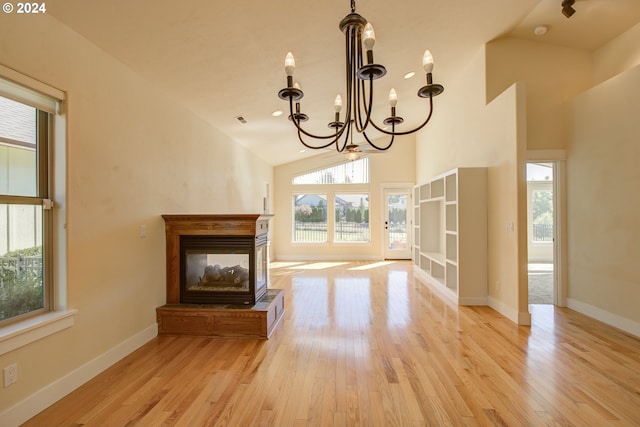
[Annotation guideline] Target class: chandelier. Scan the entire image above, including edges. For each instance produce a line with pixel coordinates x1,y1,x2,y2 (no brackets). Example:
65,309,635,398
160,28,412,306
278,0,444,158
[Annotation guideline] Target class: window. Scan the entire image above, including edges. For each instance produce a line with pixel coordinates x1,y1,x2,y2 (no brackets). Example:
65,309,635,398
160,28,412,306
527,163,554,243
0,88,53,325
334,194,369,242
531,189,553,242
293,158,369,184
293,194,327,243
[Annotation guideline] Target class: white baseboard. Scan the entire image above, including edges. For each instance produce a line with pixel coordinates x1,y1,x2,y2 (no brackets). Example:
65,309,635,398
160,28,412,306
414,268,530,325
567,298,640,339
0,323,158,427
413,268,457,306
459,297,489,306
487,296,518,324
518,310,532,326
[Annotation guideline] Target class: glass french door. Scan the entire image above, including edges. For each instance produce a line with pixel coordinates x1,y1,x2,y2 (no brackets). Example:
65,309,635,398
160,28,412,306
383,188,412,259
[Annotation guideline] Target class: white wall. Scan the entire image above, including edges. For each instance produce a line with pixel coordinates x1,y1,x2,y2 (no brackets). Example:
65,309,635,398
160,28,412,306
0,13,272,418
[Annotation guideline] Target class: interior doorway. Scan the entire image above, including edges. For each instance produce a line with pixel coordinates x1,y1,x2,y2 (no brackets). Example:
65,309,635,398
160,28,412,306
526,162,556,304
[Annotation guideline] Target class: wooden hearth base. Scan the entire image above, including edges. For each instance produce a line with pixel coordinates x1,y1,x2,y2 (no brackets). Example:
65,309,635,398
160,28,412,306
156,289,284,339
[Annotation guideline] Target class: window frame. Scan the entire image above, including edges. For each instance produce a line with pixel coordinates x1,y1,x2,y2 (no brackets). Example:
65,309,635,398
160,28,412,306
0,102,51,324
0,69,74,355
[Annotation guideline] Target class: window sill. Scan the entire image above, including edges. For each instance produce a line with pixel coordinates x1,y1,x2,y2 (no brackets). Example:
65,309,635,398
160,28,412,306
0,309,77,356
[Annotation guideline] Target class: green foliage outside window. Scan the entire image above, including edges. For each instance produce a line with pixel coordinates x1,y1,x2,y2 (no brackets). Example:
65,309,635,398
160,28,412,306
0,246,44,321
532,190,553,225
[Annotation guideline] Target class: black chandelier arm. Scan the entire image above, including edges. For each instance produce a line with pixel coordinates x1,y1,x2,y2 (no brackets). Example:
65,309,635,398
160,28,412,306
352,27,365,132
347,26,363,132
368,95,435,136
286,98,348,144
292,103,355,152
296,127,338,150
334,120,353,152
361,128,395,151
354,75,375,133
352,29,376,134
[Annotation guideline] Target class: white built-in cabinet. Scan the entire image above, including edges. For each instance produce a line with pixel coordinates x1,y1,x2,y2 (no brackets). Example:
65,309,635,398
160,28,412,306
413,167,488,305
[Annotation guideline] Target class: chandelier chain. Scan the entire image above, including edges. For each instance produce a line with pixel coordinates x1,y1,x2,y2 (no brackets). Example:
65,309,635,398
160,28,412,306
351,0,356,13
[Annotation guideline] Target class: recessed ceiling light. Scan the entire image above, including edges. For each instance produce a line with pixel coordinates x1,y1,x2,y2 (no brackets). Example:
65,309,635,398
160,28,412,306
403,71,416,79
299,149,306,153
534,25,548,36
272,110,283,117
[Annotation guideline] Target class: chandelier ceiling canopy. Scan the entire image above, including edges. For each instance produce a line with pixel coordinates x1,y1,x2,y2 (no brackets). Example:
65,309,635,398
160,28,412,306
278,0,444,160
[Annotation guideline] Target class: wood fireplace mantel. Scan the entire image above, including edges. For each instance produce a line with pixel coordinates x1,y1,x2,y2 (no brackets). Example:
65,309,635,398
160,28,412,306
162,214,274,304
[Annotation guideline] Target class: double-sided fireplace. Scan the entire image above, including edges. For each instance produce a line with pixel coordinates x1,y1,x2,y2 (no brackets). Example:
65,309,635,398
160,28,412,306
162,214,273,306
158,214,283,338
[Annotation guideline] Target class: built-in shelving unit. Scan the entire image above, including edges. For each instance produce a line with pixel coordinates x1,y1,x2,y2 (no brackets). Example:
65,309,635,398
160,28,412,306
413,168,487,305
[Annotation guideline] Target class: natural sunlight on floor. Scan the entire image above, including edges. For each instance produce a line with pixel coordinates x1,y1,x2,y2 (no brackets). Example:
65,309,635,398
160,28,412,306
287,262,350,270
348,261,396,270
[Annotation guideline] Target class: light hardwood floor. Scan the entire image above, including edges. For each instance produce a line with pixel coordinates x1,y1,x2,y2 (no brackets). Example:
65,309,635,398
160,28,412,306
24,261,640,426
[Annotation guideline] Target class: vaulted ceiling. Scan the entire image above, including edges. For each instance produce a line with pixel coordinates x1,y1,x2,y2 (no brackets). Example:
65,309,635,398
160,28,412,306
48,0,640,165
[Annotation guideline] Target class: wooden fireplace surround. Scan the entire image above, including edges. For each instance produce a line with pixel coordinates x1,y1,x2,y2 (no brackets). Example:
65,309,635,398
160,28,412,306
162,214,272,304
157,214,283,339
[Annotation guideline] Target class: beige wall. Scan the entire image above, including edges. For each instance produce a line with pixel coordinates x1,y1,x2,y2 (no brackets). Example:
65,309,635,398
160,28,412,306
0,14,271,414
486,38,592,151
3,8,639,423
592,23,640,85
567,64,640,331
273,136,415,260
415,47,528,323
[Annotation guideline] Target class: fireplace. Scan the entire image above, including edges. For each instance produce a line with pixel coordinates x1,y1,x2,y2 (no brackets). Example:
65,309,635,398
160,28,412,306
158,214,283,338
180,234,267,305
162,214,273,306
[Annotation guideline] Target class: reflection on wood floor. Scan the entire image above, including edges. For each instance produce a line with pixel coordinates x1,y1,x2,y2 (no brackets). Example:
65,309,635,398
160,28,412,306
24,261,640,426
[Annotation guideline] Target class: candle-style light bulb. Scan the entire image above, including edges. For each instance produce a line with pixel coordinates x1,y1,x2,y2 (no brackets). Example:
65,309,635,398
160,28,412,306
334,94,343,112
294,82,301,90
363,23,376,51
388,88,398,107
285,52,296,76
422,50,434,74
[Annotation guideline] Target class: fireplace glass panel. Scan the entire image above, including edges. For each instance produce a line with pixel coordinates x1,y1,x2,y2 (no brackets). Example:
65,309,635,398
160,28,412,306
185,252,250,293
256,245,266,291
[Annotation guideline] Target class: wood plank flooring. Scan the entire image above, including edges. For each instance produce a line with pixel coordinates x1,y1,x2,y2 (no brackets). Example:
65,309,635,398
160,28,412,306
23,261,640,426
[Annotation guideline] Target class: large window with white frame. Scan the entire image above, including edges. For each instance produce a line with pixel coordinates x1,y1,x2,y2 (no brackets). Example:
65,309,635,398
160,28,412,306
292,158,371,245
0,87,54,325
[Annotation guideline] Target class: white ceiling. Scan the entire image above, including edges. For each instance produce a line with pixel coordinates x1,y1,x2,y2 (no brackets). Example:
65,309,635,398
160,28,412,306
48,0,640,166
